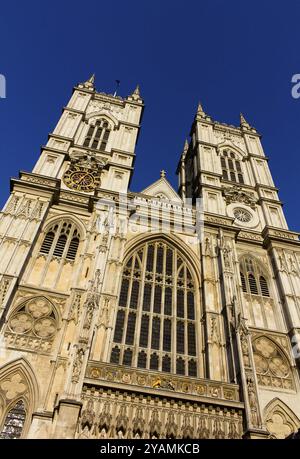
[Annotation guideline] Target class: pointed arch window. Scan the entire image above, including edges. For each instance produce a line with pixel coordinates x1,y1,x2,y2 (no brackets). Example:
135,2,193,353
259,276,270,297
240,272,247,292
221,150,244,184
110,240,199,377
239,256,275,329
0,400,26,439
253,337,294,391
240,257,270,297
83,119,111,151
248,273,258,295
40,221,81,261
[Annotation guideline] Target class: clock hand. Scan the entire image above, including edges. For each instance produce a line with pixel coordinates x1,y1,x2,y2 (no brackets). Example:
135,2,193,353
78,173,89,184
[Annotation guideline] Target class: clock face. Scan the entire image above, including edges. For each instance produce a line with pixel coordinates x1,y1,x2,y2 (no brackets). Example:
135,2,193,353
63,166,101,192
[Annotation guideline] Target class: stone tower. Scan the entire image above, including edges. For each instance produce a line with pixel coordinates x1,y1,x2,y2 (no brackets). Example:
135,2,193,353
0,81,299,439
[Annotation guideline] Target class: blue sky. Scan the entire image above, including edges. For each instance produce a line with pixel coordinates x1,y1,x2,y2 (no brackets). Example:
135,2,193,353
0,1,299,230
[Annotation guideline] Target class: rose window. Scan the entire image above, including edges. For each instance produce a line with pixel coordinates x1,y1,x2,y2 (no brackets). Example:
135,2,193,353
233,207,252,223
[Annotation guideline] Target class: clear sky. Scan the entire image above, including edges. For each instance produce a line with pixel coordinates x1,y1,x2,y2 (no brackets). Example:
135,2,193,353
0,1,299,230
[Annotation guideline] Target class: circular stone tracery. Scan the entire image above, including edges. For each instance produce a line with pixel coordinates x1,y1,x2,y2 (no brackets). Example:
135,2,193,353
8,297,57,340
233,207,252,223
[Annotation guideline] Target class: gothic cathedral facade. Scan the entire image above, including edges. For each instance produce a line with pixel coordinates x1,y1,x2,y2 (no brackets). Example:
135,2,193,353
0,76,299,439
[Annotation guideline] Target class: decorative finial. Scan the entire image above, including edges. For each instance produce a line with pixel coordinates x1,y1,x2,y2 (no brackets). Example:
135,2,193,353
197,101,206,117
195,101,212,120
133,84,140,96
240,112,251,128
88,74,95,84
130,84,141,100
184,139,189,151
160,170,166,178
79,74,95,90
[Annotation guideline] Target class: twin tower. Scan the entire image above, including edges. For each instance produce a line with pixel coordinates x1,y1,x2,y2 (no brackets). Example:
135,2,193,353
0,75,299,439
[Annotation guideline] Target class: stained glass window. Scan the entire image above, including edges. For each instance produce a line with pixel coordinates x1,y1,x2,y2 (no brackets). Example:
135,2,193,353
0,400,26,439
110,240,198,376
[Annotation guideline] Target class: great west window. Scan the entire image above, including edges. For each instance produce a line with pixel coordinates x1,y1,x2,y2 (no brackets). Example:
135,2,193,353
110,240,198,377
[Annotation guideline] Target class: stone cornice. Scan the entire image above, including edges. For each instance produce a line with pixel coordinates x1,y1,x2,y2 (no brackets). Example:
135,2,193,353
262,226,300,246
73,85,144,107
58,190,92,210
73,85,124,103
198,182,223,192
193,118,261,138
257,197,283,206
40,145,69,157
199,170,222,178
248,153,270,161
111,148,135,158
85,361,243,408
18,283,69,299
47,133,73,143
255,184,279,193
221,180,259,193
204,212,236,230
11,172,60,199
213,121,261,137
62,106,85,115
237,230,264,244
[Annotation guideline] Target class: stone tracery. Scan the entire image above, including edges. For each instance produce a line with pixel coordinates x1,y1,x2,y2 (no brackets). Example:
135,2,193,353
5,297,58,352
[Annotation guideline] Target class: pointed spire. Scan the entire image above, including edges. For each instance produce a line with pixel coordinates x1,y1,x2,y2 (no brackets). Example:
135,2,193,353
196,101,212,121
130,84,141,100
240,112,251,129
181,139,189,161
197,101,205,116
88,74,95,84
78,74,95,90
133,84,140,96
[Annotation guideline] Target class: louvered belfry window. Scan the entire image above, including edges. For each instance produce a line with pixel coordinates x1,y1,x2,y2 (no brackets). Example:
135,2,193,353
110,240,198,377
83,119,111,151
221,150,244,184
40,221,80,261
240,257,270,297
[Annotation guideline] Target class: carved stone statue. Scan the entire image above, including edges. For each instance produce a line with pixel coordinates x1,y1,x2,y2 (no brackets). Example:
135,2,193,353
98,298,110,328
241,333,250,367
247,376,259,427
205,237,212,256
72,347,84,383
83,300,94,330
223,244,232,269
